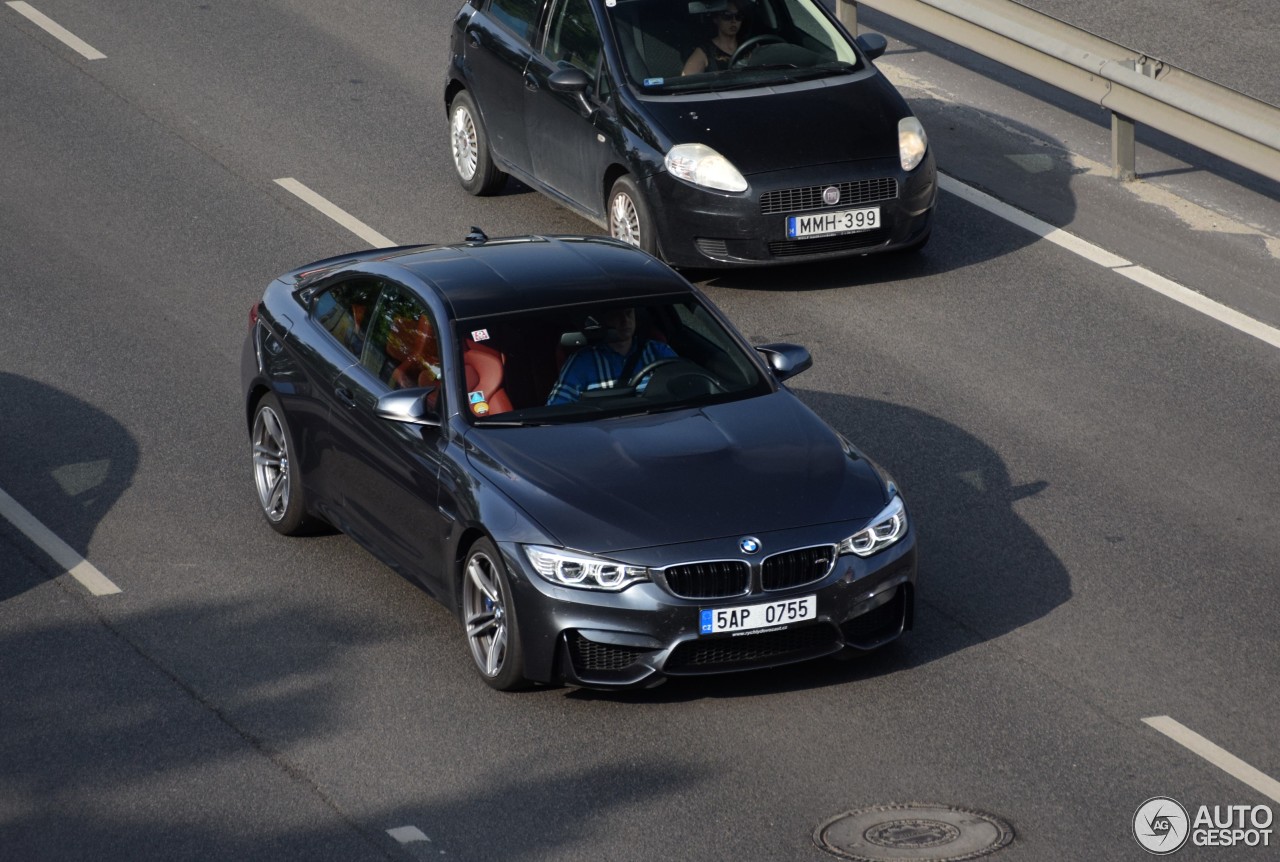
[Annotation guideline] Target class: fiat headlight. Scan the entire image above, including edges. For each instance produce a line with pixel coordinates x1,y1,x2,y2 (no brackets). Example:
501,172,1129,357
524,545,649,591
838,495,908,557
898,116,928,172
664,143,748,193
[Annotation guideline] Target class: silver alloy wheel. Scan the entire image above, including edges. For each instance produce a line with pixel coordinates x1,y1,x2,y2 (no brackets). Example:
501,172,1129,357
252,405,290,523
463,550,509,677
451,104,479,182
610,190,642,247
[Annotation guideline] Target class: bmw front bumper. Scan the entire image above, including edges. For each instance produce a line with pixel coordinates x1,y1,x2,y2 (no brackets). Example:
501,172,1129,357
498,520,917,690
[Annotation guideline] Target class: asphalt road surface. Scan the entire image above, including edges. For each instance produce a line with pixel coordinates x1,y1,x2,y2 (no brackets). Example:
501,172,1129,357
2,2,1278,861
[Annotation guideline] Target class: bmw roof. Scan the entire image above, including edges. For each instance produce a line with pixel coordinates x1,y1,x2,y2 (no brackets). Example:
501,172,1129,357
375,235,694,321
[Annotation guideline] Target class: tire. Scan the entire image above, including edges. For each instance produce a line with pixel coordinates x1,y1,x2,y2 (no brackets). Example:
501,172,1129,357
250,392,318,536
449,91,505,196
607,175,657,256
461,538,530,691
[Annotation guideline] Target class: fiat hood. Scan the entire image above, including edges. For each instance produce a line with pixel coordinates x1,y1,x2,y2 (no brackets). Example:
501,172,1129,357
464,392,889,554
637,72,908,175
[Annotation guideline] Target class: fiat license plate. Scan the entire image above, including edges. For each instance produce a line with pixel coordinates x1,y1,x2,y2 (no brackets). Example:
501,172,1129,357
700,595,817,635
786,206,880,239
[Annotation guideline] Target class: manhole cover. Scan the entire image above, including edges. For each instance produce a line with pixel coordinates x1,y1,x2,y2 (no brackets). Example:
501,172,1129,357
815,804,1014,861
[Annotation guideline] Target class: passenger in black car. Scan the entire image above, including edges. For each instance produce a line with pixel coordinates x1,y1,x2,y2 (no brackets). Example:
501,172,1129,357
681,1,745,74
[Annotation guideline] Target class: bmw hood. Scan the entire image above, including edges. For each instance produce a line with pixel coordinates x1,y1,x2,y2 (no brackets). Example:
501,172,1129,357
639,73,908,175
465,392,889,553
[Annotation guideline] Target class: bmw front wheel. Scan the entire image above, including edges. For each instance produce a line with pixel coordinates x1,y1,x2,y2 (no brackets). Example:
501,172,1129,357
250,393,317,536
461,538,530,691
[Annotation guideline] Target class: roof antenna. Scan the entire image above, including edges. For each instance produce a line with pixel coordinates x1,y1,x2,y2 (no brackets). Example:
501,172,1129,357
465,226,488,244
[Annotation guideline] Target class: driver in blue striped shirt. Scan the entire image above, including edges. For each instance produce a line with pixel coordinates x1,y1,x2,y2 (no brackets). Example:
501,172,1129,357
546,307,677,405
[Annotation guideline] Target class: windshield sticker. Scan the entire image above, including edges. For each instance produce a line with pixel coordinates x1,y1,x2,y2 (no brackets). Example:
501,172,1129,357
468,391,489,416
643,77,664,87
471,328,490,342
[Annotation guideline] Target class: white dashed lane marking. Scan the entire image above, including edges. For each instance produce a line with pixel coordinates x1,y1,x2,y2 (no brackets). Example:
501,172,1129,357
274,178,397,249
6,2,106,60
1144,716,1280,804
0,486,121,595
387,825,430,844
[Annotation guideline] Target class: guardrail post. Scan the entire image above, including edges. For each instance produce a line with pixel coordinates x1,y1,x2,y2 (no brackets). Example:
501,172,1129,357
1111,111,1137,180
837,0,858,34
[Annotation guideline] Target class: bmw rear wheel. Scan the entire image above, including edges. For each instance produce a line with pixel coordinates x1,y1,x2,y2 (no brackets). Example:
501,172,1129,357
250,393,316,536
462,539,530,691
608,175,657,256
449,91,504,196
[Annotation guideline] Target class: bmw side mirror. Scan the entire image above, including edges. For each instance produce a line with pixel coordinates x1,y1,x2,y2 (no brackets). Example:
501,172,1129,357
856,33,888,61
548,68,593,114
375,387,441,427
756,343,813,382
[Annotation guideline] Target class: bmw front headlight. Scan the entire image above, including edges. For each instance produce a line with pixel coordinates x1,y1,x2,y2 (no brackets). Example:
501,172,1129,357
524,545,649,591
664,143,749,193
898,116,928,172
838,495,908,557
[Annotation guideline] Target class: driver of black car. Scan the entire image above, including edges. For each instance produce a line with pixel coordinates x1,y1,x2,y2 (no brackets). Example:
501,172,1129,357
545,307,678,405
681,1,745,74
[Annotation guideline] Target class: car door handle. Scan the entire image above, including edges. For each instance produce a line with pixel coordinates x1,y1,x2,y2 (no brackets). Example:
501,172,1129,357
467,30,481,48
334,386,357,408
523,71,538,91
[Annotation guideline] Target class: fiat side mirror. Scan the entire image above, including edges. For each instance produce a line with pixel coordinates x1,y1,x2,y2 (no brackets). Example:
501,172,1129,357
856,33,888,61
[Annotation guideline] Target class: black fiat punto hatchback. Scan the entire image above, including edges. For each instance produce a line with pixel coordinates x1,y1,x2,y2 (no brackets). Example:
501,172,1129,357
242,234,917,690
446,0,937,267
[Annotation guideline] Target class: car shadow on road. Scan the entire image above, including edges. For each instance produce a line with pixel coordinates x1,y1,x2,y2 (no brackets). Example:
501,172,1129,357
0,373,138,602
569,391,1070,703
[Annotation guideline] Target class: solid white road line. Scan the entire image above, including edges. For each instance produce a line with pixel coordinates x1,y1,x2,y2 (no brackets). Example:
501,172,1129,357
6,1,106,60
0,486,121,596
938,173,1280,351
1143,716,1280,804
274,178,396,249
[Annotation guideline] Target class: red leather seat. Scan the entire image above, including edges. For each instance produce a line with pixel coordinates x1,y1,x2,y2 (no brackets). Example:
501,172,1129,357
463,339,513,415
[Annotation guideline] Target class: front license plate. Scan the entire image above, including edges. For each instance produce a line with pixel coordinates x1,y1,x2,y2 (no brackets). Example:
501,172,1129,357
700,595,817,635
786,206,880,239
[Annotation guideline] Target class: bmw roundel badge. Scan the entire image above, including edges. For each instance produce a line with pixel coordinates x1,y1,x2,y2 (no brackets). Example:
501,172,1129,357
739,536,762,554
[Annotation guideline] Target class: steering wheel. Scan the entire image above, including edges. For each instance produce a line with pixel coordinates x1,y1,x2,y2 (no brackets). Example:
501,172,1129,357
627,357,725,396
729,34,786,68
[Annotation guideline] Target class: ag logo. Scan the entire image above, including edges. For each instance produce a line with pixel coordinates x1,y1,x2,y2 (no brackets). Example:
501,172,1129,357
1133,797,1189,854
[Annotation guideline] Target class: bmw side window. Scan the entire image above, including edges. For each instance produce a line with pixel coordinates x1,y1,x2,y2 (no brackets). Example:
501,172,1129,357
313,278,383,359
361,290,442,390
487,0,543,42
545,0,602,81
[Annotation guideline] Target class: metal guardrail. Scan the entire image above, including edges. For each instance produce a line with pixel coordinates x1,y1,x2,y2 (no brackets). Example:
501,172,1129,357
837,0,1280,182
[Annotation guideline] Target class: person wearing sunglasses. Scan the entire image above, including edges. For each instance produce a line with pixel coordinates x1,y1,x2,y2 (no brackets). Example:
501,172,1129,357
681,1,745,74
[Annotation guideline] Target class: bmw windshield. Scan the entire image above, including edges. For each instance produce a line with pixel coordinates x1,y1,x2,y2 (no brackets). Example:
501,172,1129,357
607,0,864,94
456,296,772,425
